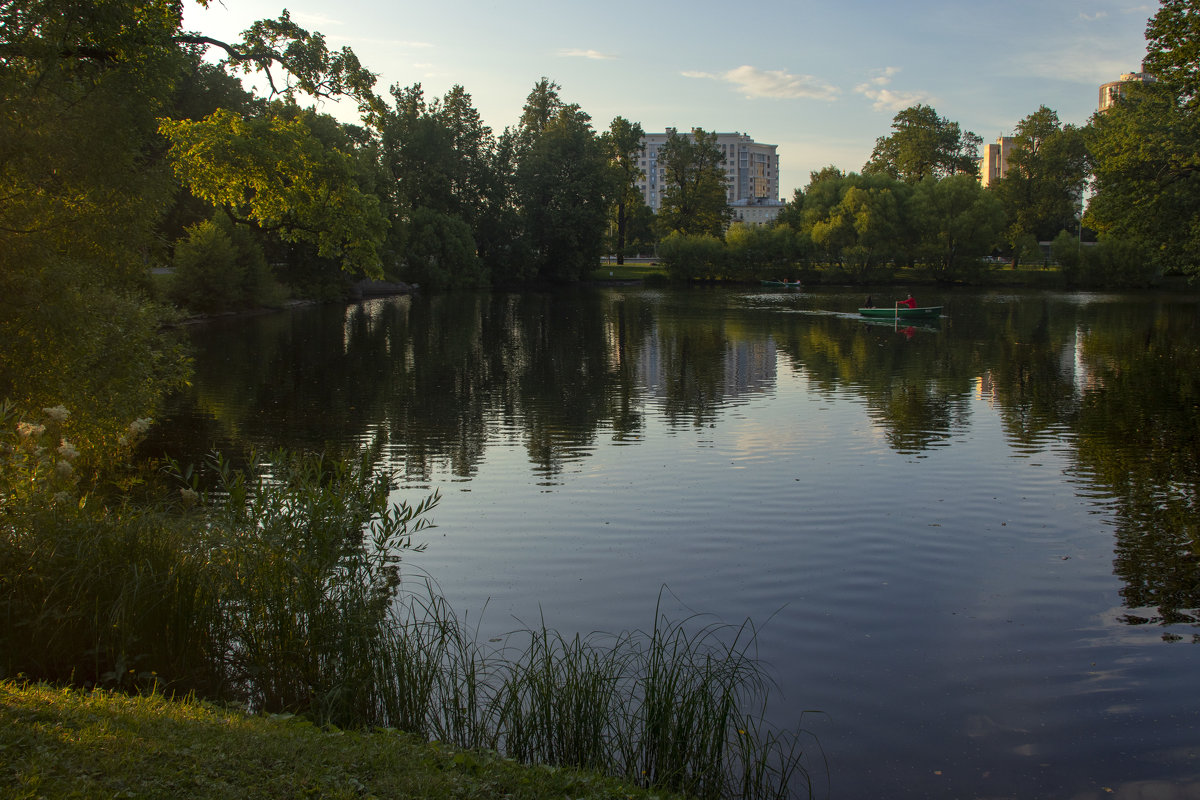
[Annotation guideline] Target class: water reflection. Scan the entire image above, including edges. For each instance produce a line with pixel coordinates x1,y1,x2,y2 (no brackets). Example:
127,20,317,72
149,286,1200,637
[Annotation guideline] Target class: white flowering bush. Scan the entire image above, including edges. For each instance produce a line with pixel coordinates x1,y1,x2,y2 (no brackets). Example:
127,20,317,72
1,402,82,506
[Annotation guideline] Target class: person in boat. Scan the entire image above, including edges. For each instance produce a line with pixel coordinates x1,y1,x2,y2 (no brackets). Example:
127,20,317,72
897,294,916,309
864,295,875,308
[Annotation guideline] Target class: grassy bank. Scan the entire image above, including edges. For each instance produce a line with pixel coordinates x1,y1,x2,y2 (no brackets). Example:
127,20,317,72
0,680,684,800
2,407,817,799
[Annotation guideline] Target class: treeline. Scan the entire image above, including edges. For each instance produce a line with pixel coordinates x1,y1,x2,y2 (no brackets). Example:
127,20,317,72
3,0,1199,450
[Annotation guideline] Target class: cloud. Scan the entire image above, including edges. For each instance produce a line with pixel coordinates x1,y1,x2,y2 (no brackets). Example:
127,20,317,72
1079,11,1108,21
682,65,839,100
558,48,617,60
854,67,933,111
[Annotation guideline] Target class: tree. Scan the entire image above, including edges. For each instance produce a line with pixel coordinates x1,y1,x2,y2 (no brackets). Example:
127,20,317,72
514,77,563,151
1086,2,1200,276
910,174,1005,275
513,100,614,282
1085,80,1200,275
1143,0,1200,106
397,207,485,289
657,128,732,237
657,231,725,281
798,170,910,276
991,106,1088,257
0,0,387,449
604,116,645,264
863,104,981,183
161,105,389,277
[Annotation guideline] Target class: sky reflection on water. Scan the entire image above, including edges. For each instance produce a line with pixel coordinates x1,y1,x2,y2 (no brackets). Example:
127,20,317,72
154,286,1200,798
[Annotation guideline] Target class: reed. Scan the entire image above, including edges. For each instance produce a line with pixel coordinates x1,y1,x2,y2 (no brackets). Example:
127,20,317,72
2,404,819,798
373,588,819,800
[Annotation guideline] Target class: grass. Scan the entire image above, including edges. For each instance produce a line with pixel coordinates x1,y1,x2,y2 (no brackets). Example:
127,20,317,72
0,680,686,800
588,262,667,282
2,409,821,799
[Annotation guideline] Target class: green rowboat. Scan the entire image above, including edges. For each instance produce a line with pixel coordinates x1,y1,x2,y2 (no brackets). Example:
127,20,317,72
761,280,803,288
858,306,943,319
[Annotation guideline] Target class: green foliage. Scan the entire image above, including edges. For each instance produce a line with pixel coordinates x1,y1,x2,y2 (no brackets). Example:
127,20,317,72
800,171,910,277
1010,232,1045,269
161,106,388,277
605,116,646,264
863,104,981,182
513,96,615,282
1050,229,1083,274
398,207,486,290
724,224,798,280
910,174,1005,276
658,128,733,238
0,403,208,688
1061,237,1157,288
1086,79,1200,276
1143,0,1200,105
169,214,280,312
657,232,726,280
179,449,437,724
0,268,189,469
992,106,1088,244
177,8,383,118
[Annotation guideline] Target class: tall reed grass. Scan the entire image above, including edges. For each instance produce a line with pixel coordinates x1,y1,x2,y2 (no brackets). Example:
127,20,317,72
384,587,821,800
2,403,821,798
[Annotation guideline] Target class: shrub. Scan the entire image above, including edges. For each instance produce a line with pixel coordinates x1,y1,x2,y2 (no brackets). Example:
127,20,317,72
169,215,281,312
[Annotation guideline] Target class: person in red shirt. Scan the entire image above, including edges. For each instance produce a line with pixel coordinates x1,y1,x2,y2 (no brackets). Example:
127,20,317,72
897,294,916,309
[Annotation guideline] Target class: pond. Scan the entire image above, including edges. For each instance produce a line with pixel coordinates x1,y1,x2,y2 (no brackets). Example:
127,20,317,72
149,285,1200,798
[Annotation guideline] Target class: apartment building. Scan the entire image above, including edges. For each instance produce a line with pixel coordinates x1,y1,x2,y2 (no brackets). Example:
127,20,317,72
979,136,1016,188
635,130,780,213
1098,72,1157,111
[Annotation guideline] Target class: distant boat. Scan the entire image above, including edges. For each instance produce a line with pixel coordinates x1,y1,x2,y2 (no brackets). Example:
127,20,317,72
858,306,943,319
761,280,803,288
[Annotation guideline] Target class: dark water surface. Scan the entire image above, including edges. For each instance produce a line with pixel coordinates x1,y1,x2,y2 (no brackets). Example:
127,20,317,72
152,286,1200,799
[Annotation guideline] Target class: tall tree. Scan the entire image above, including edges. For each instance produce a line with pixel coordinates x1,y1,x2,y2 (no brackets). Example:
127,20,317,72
1086,81,1200,275
658,128,731,237
991,106,1089,250
513,98,614,281
515,77,563,151
911,174,1005,275
1143,0,1200,106
604,116,645,264
1086,1,1200,276
799,171,910,276
863,104,981,183
161,104,389,277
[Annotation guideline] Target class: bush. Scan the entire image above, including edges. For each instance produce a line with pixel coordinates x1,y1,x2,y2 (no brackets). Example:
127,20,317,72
658,232,725,281
1061,237,1157,288
169,215,281,312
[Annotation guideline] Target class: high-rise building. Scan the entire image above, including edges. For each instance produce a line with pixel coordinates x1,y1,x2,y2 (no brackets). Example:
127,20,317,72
980,136,1016,188
635,130,780,213
1098,72,1157,111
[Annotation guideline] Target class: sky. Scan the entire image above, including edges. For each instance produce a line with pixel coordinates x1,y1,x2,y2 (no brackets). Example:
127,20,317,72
182,0,1155,197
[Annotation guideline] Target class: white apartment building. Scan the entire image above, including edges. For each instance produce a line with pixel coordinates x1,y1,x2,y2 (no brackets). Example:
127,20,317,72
636,130,780,214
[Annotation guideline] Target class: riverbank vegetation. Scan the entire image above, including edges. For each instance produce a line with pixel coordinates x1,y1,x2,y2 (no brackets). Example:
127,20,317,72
0,403,818,798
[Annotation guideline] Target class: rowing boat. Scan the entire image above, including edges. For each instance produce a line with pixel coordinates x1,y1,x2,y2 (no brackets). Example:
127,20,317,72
761,280,803,288
858,306,943,319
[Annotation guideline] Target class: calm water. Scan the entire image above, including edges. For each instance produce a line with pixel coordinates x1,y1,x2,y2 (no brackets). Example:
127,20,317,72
151,286,1200,799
